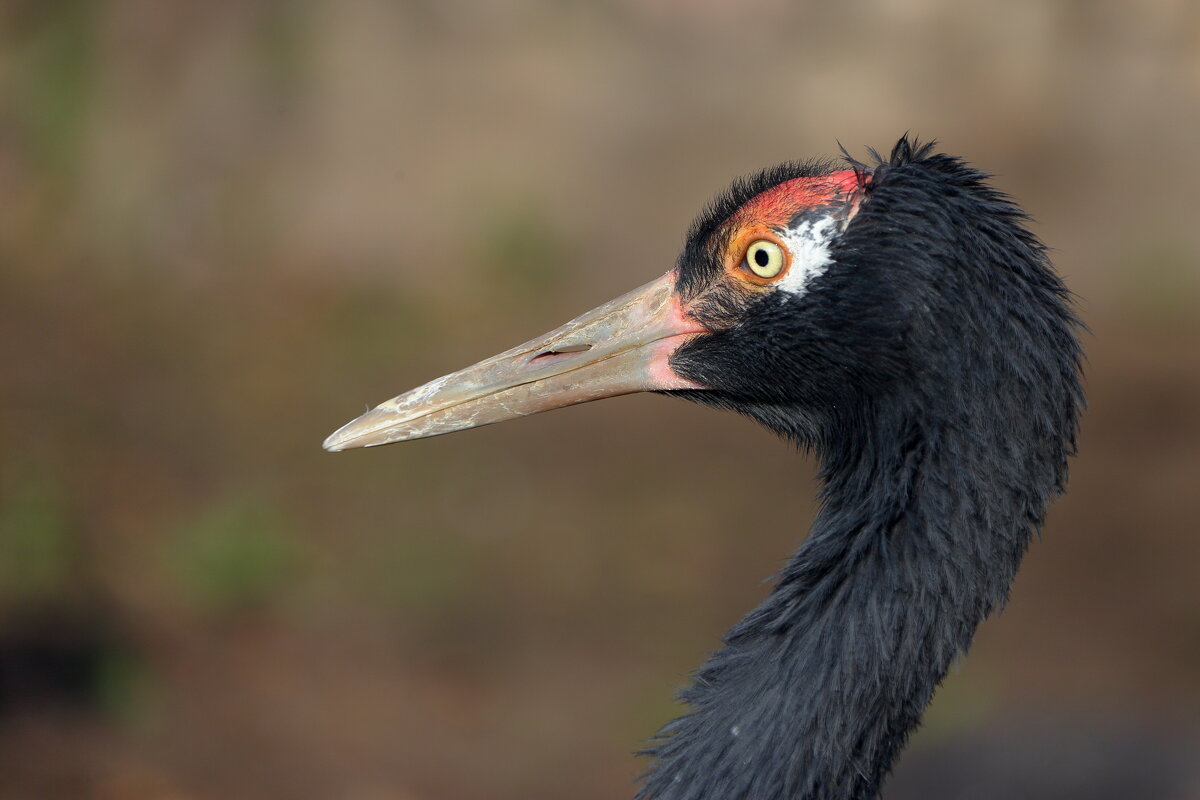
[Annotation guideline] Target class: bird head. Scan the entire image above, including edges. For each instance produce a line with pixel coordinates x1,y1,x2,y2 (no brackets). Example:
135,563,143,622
323,138,1065,453
321,137,1085,800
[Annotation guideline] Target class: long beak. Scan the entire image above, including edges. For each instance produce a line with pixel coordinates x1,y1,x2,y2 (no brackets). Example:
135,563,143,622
323,271,707,451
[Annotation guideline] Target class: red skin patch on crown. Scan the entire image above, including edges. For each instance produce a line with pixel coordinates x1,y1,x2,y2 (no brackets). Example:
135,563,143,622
729,169,863,231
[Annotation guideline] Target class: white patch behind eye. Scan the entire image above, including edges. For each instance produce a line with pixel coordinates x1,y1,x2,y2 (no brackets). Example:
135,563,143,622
776,215,839,296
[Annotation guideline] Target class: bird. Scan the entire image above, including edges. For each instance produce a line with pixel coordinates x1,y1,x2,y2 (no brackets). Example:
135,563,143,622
323,136,1084,800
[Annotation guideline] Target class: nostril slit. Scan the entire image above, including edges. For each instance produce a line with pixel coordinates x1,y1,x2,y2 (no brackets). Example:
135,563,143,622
530,343,592,363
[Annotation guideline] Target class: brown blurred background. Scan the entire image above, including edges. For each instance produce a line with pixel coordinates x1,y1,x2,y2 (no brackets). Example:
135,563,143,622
2,1,1199,798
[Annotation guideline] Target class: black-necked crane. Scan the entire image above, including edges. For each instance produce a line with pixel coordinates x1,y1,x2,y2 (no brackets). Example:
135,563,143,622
324,137,1084,800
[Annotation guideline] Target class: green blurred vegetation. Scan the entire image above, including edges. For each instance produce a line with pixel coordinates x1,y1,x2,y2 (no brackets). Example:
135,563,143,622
475,202,570,299
2,0,95,186
0,471,74,608
165,491,298,615
93,643,156,725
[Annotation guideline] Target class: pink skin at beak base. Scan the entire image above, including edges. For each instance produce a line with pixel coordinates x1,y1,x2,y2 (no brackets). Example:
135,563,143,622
645,331,703,390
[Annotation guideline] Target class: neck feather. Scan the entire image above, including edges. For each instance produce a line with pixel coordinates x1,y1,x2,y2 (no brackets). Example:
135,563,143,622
638,398,1064,800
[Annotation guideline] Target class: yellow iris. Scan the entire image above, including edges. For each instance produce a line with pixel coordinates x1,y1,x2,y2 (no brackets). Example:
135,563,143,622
745,240,785,279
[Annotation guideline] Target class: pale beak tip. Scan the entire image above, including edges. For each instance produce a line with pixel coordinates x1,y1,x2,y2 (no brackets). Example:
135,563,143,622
322,426,353,453
324,427,378,452
322,408,395,452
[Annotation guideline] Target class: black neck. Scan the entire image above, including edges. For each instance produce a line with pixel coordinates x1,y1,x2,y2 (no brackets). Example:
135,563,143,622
638,397,1060,800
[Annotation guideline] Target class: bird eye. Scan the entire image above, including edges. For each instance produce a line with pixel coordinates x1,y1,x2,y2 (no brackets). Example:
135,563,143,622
744,240,786,279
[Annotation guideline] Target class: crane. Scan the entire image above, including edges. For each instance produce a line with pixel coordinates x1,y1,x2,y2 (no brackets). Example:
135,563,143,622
324,137,1084,800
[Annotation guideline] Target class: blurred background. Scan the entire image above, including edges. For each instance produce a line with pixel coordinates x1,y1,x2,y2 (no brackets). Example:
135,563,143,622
2,1,1199,798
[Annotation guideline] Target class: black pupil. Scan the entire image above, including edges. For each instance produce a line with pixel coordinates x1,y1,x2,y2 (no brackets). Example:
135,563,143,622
754,248,771,268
